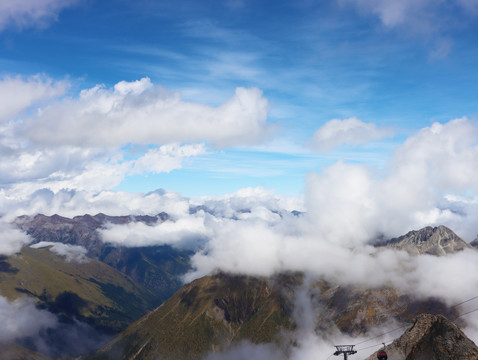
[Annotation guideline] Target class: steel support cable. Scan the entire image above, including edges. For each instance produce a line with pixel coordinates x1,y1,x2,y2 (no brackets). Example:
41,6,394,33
356,340,393,352
450,295,478,309
354,324,411,346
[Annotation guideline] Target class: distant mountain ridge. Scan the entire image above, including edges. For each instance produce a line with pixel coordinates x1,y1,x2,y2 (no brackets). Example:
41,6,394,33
14,213,192,300
0,246,159,333
14,213,170,258
375,225,474,256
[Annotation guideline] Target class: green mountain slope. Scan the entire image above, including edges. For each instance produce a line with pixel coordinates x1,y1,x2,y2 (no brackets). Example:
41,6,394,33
0,246,160,333
90,273,299,360
98,245,191,303
15,214,192,298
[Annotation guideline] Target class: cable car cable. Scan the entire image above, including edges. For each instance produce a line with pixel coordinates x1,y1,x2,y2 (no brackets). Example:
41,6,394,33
354,324,411,346
352,292,478,348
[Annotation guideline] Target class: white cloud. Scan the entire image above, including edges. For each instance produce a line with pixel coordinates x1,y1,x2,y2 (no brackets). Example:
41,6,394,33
312,117,394,151
307,117,478,244
197,186,304,217
0,76,270,194
130,143,206,175
0,296,56,342
0,142,206,194
99,214,210,249
30,241,88,263
0,75,67,123
0,221,31,255
22,78,271,148
98,186,301,250
0,0,78,31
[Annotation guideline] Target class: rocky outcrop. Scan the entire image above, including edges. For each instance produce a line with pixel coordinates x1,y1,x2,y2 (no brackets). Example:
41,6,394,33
376,225,474,256
365,313,478,360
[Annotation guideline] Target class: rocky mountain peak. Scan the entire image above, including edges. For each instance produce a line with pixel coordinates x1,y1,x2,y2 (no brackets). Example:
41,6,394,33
377,225,474,256
366,313,478,360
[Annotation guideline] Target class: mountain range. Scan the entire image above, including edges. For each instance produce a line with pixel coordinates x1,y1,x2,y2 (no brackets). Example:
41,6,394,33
2,214,477,359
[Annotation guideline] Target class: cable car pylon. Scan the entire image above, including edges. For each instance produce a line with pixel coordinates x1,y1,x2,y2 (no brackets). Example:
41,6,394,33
333,345,357,360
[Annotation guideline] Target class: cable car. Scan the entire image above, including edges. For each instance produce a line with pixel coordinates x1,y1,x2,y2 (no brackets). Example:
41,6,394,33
377,350,387,360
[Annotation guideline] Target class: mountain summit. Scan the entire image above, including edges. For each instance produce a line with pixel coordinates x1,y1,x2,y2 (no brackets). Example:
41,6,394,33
377,225,473,256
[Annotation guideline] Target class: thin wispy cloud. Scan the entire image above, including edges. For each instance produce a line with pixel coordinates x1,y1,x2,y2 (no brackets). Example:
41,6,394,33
0,0,79,31
312,117,394,151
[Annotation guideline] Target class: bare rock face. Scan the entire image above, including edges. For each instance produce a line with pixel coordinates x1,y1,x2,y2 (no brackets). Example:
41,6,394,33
365,313,478,360
377,225,474,256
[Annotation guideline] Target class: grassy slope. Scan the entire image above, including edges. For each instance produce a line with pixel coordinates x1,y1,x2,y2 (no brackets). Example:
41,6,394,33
98,245,192,302
0,246,160,332
90,274,297,360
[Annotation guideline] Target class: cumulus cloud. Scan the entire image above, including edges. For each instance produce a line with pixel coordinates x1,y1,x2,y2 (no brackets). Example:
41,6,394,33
0,75,67,123
30,241,88,262
0,142,206,193
308,117,478,244
0,76,269,194
21,78,271,148
0,221,31,255
0,296,56,342
312,117,394,151
130,143,206,174
0,0,78,31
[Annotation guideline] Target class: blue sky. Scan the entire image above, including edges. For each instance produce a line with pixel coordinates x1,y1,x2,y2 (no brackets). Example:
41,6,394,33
0,0,478,197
